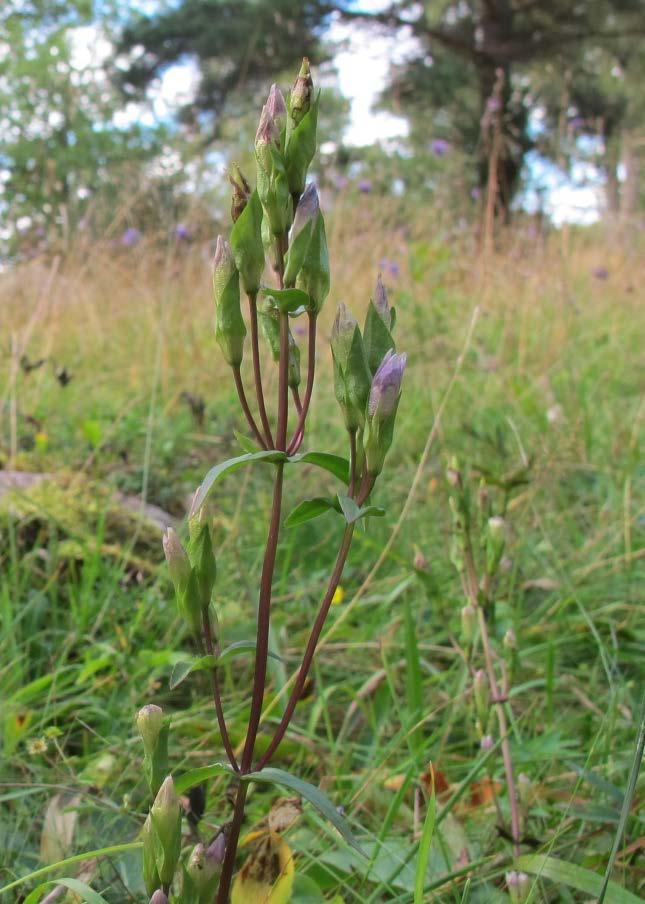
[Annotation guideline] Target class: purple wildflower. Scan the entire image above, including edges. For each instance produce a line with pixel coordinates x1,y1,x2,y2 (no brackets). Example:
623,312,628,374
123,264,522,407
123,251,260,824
379,258,400,278
592,266,609,280
431,138,450,157
335,175,349,190
121,227,141,247
368,350,407,420
175,223,190,241
358,179,372,194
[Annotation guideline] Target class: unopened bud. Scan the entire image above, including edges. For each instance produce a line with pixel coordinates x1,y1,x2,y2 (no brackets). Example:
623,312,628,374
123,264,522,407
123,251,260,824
503,628,517,650
446,457,462,489
480,734,494,751
283,183,320,286
162,528,191,595
212,236,245,366
331,303,371,431
142,815,161,896
460,605,477,645
506,871,530,903
229,165,251,222
207,833,226,865
186,841,221,901
212,236,235,296
188,522,217,609
137,705,163,757
486,516,506,574
265,84,287,134
373,274,392,328
290,57,313,127
150,776,182,885
331,303,358,363
473,669,489,726
149,892,168,904
413,548,428,571
364,350,407,476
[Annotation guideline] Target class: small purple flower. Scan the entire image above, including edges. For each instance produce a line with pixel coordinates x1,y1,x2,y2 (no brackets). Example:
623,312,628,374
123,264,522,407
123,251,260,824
335,175,349,190
379,258,400,278
121,227,141,247
592,266,609,280
486,96,502,114
368,350,407,420
471,187,482,201
294,323,308,338
175,223,190,241
431,138,450,157
149,891,168,904
358,179,372,194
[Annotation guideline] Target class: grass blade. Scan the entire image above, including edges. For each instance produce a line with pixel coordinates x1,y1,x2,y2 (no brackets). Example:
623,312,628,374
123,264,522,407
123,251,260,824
414,765,437,904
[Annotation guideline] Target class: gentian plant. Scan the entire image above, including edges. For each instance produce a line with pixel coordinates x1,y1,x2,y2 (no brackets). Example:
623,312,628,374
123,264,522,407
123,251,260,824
138,59,406,903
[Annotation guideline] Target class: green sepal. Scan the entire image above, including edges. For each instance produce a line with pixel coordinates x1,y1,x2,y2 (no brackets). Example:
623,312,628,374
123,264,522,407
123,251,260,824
214,269,246,366
178,568,203,636
295,213,329,313
283,216,315,287
150,781,182,885
230,189,265,295
187,522,217,609
363,395,400,476
363,300,395,375
332,326,371,431
143,723,169,799
262,286,310,314
285,92,319,196
142,815,161,896
256,145,292,236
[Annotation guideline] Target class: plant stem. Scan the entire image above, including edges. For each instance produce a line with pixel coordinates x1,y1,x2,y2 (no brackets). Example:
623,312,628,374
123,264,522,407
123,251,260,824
215,779,248,904
256,524,355,770
232,366,266,450
348,429,357,497
463,538,521,857
202,608,239,772
287,313,317,455
248,293,274,447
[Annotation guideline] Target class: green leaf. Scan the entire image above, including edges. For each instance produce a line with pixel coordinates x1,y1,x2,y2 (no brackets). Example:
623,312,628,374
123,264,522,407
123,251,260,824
169,655,218,690
284,496,339,528
288,451,350,483
337,493,385,524
234,431,261,454
515,854,644,904
170,643,282,688
174,763,233,795
262,286,310,314
243,766,365,856
24,879,110,904
191,451,287,515
414,772,437,904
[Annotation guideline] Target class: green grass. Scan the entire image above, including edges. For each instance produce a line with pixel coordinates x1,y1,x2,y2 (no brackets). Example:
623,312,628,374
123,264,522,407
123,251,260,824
1,211,643,902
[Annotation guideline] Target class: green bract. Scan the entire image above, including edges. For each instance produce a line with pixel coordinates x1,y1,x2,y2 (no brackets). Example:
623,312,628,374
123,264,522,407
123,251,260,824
230,189,265,295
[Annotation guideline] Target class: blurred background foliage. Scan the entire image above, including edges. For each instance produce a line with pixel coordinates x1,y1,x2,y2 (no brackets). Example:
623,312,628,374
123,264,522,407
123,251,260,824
1,0,644,257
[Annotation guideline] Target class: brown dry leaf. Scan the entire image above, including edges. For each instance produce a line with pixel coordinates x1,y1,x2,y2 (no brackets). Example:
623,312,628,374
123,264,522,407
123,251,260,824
40,792,81,864
268,797,302,834
420,764,452,800
521,577,560,591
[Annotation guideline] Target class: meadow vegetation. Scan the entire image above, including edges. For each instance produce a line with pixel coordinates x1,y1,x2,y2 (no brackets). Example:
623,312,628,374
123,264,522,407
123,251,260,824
1,200,644,901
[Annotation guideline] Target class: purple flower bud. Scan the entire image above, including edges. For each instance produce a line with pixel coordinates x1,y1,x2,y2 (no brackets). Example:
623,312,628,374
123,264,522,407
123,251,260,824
431,138,450,157
212,236,236,302
162,527,191,593
149,891,168,904
291,183,320,241
480,734,494,751
331,303,358,363
290,57,313,126
373,273,392,327
121,227,141,247
174,223,190,241
358,179,372,194
255,104,280,150
207,832,226,865
266,83,287,124
368,350,407,420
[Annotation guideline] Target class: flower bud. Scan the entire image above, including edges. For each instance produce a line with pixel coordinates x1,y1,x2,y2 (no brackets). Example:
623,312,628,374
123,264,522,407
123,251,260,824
503,628,517,650
137,705,163,757
142,815,161,896
265,84,287,137
150,776,182,885
506,871,530,903
363,350,407,476
413,548,428,571
486,515,506,574
229,165,251,223
207,833,226,865
163,528,190,595
373,273,393,329
460,604,477,645
295,208,329,312
473,669,489,726
480,734,494,751
289,57,313,127
149,891,168,904
212,236,246,366
188,522,217,610
185,841,222,902
283,183,319,287
331,304,371,431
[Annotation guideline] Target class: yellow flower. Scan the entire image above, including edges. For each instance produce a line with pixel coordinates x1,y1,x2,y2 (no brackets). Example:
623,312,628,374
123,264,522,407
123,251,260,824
231,831,294,904
331,585,345,606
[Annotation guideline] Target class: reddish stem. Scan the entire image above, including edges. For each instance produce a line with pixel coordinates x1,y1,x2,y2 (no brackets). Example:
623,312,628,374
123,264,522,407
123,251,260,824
232,366,266,450
248,294,274,447
202,608,239,773
286,313,317,455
